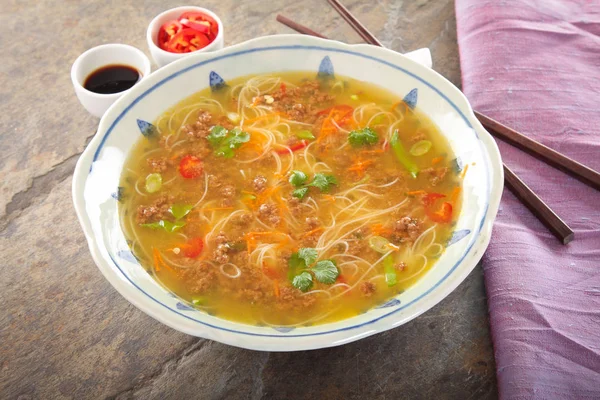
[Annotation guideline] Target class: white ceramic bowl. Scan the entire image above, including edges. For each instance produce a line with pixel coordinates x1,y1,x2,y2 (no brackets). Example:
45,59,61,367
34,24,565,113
147,6,224,68
71,44,151,118
72,35,503,351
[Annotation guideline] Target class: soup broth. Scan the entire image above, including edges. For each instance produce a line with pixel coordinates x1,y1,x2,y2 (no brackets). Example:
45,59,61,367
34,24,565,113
119,72,462,327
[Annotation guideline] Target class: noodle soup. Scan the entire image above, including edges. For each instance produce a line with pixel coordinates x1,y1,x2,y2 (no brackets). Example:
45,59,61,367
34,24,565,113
119,72,462,326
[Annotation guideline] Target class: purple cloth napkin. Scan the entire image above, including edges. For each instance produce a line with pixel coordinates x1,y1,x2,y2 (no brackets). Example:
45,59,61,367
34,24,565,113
455,1,600,398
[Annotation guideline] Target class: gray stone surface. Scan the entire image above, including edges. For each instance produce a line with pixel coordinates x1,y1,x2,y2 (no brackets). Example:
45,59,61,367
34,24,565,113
0,0,496,398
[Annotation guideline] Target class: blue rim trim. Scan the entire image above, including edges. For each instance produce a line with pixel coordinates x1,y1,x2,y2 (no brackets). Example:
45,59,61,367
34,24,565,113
92,45,490,338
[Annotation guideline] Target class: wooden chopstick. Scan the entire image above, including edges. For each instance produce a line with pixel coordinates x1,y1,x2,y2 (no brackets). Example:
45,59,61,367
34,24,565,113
504,166,574,244
325,0,383,47
276,15,327,39
276,9,576,244
475,111,600,191
325,1,598,190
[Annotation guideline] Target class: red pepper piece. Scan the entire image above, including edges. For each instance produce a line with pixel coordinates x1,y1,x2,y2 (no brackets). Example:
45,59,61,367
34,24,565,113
178,155,204,178
275,140,308,155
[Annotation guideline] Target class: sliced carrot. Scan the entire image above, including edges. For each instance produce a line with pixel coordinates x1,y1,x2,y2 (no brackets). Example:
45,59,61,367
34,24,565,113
461,163,470,178
203,207,234,212
273,280,281,298
302,226,324,238
347,159,374,177
246,237,256,254
153,248,175,273
431,156,444,165
450,187,461,203
153,248,160,272
275,235,290,249
406,190,427,196
246,231,275,237
360,149,386,155
371,223,393,237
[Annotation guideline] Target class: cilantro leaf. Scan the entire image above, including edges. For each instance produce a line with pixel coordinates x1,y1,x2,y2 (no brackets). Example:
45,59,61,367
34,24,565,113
292,187,309,199
207,125,228,147
289,170,308,187
216,146,234,158
348,127,378,147
207,126,250,158
169,204,193,220
141,220,185,232
309,173,337,192
292,271,313,292
298,247,318,266
312,259,339,284
227,128,250,149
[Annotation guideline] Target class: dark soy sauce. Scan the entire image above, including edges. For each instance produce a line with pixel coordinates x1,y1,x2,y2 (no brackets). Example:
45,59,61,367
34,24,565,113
84,64,141,94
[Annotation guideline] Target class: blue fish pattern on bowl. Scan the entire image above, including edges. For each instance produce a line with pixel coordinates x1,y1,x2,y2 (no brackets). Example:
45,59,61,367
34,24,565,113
176,302,195,311
136,119,157,137
317,56,334,78
272,326,296,333
403,88,418,109
209,71,227,91
376,298,401,308
117,249,138,263
448,229,471,246
111,187,124,202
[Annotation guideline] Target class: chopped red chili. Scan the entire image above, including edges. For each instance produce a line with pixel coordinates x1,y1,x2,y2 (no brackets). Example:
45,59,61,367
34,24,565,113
275,140,308,155
178,155,204,178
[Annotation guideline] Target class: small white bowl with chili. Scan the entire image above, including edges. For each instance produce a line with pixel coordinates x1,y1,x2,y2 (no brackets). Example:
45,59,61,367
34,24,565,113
147,6,224,68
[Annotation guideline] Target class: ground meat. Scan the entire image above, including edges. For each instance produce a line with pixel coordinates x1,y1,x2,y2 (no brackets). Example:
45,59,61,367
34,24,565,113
286,136,300,147
220,184,236,206
306,217,320,229
302,217,322,246
348,238,369,256
158,135,170,149
233,266,274,304
333,152,352,168
393,217,422,242
395,262,407,272
216,115,235,130
190,140,212,159
182,262,217,294
147,157,168,172
271,80,334,124
410,131,428,143
232,212,252,227
258,203,281,225
213,231,230,264
287,197,304,217
360,281,376,297
276,286,317,311
208,174,223,188
278,250,292,266
136,195,172,224
183,110,213,139
352,226,370,239
252,175,268,193
288,103,307,121
428,167,449,186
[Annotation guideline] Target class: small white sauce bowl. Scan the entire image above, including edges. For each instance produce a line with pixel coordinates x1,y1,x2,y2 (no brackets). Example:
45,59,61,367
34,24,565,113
71,44,151,118
146,6,224,68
